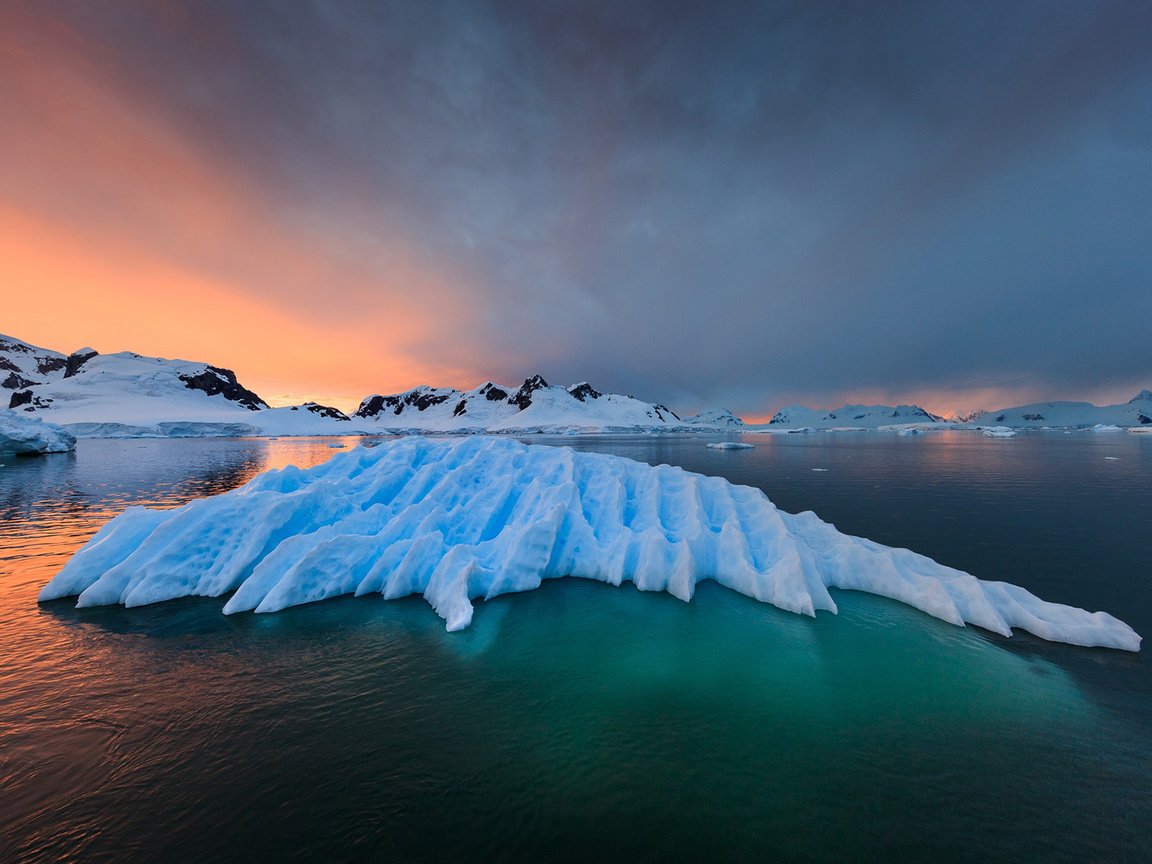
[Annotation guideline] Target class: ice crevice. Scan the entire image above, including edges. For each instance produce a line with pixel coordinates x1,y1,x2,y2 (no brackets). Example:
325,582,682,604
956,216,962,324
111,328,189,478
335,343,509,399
39,436,1142,651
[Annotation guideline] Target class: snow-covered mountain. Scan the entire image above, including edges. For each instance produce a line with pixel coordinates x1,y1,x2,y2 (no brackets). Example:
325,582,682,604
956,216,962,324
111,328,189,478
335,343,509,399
352,374,708,433
1,334,71,391
970,392,1152,428
759,392,1152,431
681,408,745,428
765,403,941,430
6,345,267,421
4,334,740,436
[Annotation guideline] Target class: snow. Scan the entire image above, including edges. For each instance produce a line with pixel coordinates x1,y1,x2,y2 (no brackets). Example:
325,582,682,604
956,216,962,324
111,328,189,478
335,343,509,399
707,442,754,450
757,392,1152,432
5,351,265,420
0,333,67,391
352,376,708,434
7,332,744,437
10,331,1151,437
40,436,1140,650
686,409,745,428
764,403,940,430
970,392,1152,429
0,409,76,454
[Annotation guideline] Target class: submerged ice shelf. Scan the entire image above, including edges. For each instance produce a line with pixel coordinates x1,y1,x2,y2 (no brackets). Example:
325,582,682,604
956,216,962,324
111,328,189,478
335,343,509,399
40,437,1141,651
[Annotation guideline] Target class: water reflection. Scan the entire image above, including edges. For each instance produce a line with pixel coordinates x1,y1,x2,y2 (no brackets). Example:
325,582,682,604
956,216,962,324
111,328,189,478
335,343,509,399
0,436,367,637
1,433,1150,863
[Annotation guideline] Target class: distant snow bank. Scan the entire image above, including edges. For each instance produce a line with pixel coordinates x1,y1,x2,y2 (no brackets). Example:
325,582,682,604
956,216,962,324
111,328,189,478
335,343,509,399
66,421,263,439
757,391,1152,432
40,436,1140,651
0,410,76,454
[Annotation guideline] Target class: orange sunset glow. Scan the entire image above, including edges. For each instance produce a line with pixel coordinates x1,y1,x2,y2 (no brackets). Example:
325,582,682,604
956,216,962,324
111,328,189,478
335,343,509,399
1,2,485,413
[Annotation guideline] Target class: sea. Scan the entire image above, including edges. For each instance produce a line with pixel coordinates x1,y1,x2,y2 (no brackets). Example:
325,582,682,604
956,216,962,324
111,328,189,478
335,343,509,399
1,431,1149,863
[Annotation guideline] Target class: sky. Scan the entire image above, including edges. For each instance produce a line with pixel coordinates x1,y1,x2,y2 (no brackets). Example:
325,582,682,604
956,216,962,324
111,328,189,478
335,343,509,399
3,0,1151,419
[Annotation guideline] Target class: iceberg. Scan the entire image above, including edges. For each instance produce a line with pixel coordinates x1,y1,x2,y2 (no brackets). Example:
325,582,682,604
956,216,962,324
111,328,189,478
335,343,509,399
39,437,1140,651
0,409,76,454
707,442,754,450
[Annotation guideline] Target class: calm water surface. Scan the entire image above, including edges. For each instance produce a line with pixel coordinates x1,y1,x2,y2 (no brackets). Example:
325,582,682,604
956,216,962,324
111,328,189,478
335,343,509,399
1,432,1149,862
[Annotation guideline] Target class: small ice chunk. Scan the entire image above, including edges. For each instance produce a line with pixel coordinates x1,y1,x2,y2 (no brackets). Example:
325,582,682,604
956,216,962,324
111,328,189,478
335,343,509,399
707,442,754,450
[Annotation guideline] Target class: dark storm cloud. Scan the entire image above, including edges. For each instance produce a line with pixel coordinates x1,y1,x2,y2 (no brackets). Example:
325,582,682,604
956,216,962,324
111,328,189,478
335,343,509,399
27,0,1152,413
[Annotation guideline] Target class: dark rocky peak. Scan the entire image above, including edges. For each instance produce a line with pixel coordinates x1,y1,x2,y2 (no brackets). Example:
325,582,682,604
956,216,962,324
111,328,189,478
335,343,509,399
3,372,40,391
64,348,98,378
953,410,986,424
568,382,602,402
651,404,680,422
289,402,349,421
38,356,66,375
354,395,387,419
402,388,453,412
0,334,66,382
354,388,453,419
511,375,549,411
479,382,509,402
8,390,52,410
177,365,267,411
0,337,35,355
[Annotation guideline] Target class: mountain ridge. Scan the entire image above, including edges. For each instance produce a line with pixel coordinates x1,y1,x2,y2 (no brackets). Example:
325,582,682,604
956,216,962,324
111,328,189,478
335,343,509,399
2,334,740,436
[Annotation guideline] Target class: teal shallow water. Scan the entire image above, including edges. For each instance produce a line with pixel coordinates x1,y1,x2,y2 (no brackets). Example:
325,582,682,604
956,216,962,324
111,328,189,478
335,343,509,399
1,433,1149,862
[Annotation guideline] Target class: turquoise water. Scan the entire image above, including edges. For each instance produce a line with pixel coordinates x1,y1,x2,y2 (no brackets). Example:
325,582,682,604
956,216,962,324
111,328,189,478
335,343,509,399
1,433,1149,862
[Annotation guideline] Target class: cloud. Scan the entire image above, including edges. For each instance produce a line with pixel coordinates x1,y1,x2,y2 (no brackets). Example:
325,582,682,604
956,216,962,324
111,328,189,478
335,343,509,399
3,0,1151,415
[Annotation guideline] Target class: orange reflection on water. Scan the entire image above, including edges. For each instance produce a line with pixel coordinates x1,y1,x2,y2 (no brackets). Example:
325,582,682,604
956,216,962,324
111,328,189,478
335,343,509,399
0,436,382,843
0,437,368,633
